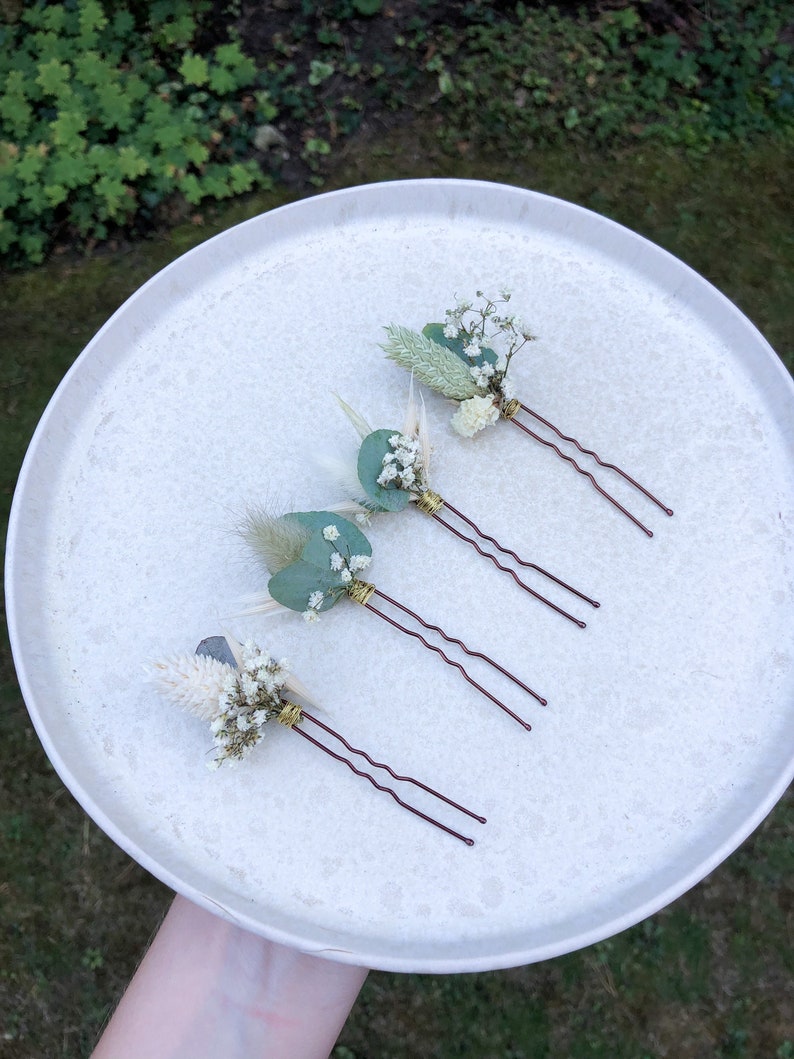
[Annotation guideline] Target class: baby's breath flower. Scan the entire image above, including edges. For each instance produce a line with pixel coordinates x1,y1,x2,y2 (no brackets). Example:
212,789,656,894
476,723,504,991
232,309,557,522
499,375,517,401
348,554,371,572
307,590,324,609
340,568,353,583
330,552,345,571
470,363,495,389
303,608,320,623
443,321,460,339
322,524,340,542
377,463,398,486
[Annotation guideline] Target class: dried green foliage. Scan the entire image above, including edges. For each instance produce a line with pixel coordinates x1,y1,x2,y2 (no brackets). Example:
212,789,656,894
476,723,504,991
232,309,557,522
381,324,479,401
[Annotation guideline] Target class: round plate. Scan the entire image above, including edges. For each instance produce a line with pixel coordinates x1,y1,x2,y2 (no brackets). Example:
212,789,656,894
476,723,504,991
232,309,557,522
6,179,794,972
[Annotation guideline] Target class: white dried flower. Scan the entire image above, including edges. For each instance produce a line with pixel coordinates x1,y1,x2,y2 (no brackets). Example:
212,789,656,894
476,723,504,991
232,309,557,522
450,395,500,437
322,524,340,542
149,654,235,722
469,364,494,389
307,590,324,609
340,568,353,583
330,552,345,571
443,321,460,338
348,554,371,572
500,375,517,401
303,608,320,622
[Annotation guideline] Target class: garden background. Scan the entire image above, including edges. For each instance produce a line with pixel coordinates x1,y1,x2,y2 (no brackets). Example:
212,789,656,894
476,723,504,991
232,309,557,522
1,1,793,1055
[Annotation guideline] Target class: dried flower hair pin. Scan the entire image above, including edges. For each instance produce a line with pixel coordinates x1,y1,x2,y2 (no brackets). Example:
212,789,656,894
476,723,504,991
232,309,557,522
240,508,544,730
382,290,673,537
325,389,599,629
149,635,485,845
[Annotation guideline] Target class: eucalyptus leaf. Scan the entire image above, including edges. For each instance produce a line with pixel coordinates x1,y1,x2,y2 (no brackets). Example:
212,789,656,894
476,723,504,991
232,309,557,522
423,322,498,366
288,511,372,558
357,429,412,512
268,560,345,613
301,527,342,570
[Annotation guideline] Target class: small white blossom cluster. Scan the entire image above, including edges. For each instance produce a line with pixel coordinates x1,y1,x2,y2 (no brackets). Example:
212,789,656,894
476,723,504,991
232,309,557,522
376,433,424,492
302,527,371,623
443,290,534,437
207,642,289,768
150,641,290,769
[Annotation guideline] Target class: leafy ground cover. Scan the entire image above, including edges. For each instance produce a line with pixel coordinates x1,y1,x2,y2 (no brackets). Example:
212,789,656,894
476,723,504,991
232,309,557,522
1,0,793,266
1,2,793,1057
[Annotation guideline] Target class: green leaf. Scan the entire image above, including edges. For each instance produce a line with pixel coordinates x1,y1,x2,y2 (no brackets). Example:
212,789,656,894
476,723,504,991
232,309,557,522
381,324,479,401
97,81,134,131
0,94,33,136
74,51,110,89
267,560,345,613
44,183,68,206
50,151,92,189
226,162,254,194
357,429,412,512
353,0,383,14
117,145,149,179
16,146,47,184
288,511,372,559
423,322,498,366
179,54,210,87
179,172,202,205
78,0,108,46
182,139,209,167
208,65,236,95
36,58,71,96
300,528,343,571
50,109,88,146
309,60,335,86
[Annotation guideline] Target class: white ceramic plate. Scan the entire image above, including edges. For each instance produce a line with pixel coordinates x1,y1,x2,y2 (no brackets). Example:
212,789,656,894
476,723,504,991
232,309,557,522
7,179,794,972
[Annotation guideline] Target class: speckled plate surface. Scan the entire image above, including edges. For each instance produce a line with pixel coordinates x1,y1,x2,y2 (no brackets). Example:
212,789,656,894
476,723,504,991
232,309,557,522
6,179,794,972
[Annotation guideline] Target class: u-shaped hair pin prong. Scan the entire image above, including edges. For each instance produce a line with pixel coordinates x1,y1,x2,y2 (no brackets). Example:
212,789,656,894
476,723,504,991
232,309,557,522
518,402,674,517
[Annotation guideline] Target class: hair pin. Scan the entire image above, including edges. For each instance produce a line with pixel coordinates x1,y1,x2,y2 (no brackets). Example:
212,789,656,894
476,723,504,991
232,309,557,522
382,290,673,537
240,509,545,729
326,388,599,628
149,635,485,845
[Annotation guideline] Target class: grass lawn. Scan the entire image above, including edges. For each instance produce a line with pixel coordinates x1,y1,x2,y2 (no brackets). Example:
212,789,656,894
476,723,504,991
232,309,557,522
2,22,793,1055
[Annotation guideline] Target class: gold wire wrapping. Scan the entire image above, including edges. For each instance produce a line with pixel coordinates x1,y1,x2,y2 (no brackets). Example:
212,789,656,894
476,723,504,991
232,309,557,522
415,489,445,515
347,578,376,606
277,700,303,728
501,398,521,420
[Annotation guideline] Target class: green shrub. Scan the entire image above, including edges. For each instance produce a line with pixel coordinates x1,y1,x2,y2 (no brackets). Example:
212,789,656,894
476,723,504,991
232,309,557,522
436,1,794,154
0,0,273,266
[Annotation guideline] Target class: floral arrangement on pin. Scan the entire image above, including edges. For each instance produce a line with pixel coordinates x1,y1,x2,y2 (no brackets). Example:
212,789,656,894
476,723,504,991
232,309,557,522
382,289,673,537
149,634,485,844
324,389,600,629
239,508,545,730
